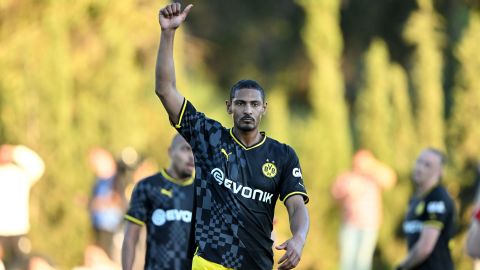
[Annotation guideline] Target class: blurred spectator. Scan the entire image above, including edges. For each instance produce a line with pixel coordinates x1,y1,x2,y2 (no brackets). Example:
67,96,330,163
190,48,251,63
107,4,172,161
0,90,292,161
468,163,480,269
88,148,124,258
0,144,45,269
332,150,396,270
73,245,121,270
27,255,56,270
396,148,456,270
123,157,158,270
467,202,480,259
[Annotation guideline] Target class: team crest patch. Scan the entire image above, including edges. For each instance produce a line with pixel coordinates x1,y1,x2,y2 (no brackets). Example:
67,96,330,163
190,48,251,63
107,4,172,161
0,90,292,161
262,161,277,178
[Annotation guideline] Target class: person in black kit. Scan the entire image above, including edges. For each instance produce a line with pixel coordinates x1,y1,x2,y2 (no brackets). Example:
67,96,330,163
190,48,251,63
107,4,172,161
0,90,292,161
396,148,456,270
155,3,310,269
121,134,195,270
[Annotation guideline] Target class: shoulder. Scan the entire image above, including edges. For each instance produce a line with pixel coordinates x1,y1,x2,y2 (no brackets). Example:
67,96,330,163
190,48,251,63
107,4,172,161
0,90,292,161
427,186,453,202
185,100,224,128
424,186,454,213
265,137,297,156
136,173,163,189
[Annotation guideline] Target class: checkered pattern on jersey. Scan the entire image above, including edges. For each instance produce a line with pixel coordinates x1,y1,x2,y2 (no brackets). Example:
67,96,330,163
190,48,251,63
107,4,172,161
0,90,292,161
126,173,194,270
175,100,309,270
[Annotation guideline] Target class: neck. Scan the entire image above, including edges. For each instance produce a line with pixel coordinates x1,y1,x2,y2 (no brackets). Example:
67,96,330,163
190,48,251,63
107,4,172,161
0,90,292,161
233,127,262,147
166,167,189,182
415,179,439,197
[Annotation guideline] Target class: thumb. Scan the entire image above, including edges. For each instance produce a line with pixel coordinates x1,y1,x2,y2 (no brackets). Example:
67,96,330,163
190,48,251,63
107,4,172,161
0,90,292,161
182,4,194,17
275,241,288,250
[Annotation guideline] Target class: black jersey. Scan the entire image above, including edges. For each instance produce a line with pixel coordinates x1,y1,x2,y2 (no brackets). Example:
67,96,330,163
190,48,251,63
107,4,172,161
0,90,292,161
125,170,194,270
402,185,456,270
173,99,309,269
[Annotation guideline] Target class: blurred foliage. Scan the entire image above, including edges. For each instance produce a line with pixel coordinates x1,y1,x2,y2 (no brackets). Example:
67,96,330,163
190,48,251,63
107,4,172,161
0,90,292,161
1,0,480,269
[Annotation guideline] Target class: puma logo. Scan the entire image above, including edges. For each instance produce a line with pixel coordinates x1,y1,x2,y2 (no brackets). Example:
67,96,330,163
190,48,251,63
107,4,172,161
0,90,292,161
160,188,173,198
221,148,232,161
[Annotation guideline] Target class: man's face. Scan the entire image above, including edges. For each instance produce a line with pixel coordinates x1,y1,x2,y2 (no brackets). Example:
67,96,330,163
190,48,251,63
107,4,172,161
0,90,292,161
170,140,194,178
412,150,442,186
227,88,266,132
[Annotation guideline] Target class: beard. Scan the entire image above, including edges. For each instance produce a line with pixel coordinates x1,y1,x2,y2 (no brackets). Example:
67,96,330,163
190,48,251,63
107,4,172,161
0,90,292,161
236,117,257,132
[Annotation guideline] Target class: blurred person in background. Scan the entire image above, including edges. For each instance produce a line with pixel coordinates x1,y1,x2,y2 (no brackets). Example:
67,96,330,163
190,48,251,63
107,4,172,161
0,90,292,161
73,245,121,270
331,150,396,270
88,148,124,259
466,201,480,259
467,162,480,269
124,156,158,270
122,134,194,270
0,144,45,269
396,148,456,270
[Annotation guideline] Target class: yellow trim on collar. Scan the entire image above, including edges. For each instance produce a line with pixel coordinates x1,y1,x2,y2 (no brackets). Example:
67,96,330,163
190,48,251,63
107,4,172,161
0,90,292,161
160,169,194,186
229,128,266,150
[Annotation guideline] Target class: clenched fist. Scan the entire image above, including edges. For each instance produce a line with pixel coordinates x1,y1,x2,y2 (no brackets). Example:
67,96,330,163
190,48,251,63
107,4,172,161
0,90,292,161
158,3,193,31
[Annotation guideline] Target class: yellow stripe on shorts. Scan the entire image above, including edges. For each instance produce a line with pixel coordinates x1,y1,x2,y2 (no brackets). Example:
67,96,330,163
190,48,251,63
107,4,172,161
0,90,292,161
192,255,233,270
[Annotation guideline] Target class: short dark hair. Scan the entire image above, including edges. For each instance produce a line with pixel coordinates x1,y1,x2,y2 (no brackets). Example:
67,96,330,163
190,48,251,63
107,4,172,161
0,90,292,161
230,80,265,101
426,147,447,166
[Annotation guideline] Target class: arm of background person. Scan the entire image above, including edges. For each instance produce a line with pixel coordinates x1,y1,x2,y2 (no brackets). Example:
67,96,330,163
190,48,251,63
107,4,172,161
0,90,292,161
371,160,396,190
155,3,193,124
397,226,441,269
276,195,310,270
12,145,45,185
121,221,142,270
466,207,480,258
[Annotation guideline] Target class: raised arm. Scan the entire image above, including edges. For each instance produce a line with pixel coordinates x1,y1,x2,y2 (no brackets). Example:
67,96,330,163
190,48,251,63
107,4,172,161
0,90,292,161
155,3,193,124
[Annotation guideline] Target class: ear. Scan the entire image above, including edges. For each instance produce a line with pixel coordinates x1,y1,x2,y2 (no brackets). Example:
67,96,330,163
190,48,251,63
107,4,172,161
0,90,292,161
225,100,232,114
262,102,268,115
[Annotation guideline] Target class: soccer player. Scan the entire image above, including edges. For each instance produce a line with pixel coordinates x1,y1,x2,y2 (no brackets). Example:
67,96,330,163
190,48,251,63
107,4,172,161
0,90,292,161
121,134,195,270
396,148,456,270
155,3,310,270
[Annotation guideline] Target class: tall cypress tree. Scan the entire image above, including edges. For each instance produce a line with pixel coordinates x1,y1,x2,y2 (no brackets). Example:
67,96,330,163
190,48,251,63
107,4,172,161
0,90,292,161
448,12,480,178
404,0,446,149
295,0,352,268
355,39,393,164
390,64,417,174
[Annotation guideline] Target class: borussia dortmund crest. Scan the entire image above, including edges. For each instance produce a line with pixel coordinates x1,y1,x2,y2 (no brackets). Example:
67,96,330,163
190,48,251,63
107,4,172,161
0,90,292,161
262,161,277,178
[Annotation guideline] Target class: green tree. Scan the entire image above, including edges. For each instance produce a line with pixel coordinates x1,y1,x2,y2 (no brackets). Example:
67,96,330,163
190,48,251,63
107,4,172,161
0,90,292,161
448,12,480,174
295,0,352,268
355,39,394,164
404,0,446,150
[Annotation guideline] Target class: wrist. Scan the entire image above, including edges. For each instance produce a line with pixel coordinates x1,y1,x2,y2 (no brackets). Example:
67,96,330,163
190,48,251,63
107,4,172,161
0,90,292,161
292,234,306,245
160,28,176,35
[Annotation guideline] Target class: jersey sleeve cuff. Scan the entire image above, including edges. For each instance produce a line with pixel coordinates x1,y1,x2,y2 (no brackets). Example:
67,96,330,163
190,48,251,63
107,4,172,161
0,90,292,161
282,192,309,205
124,214,145,226
170,98,188,129
424,220,444,229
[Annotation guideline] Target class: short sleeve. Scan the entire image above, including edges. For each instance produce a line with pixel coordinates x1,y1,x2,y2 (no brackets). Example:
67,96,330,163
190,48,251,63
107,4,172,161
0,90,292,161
172,99,222,152
421,194,450,230
125,182,149,226
279,146,309,204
